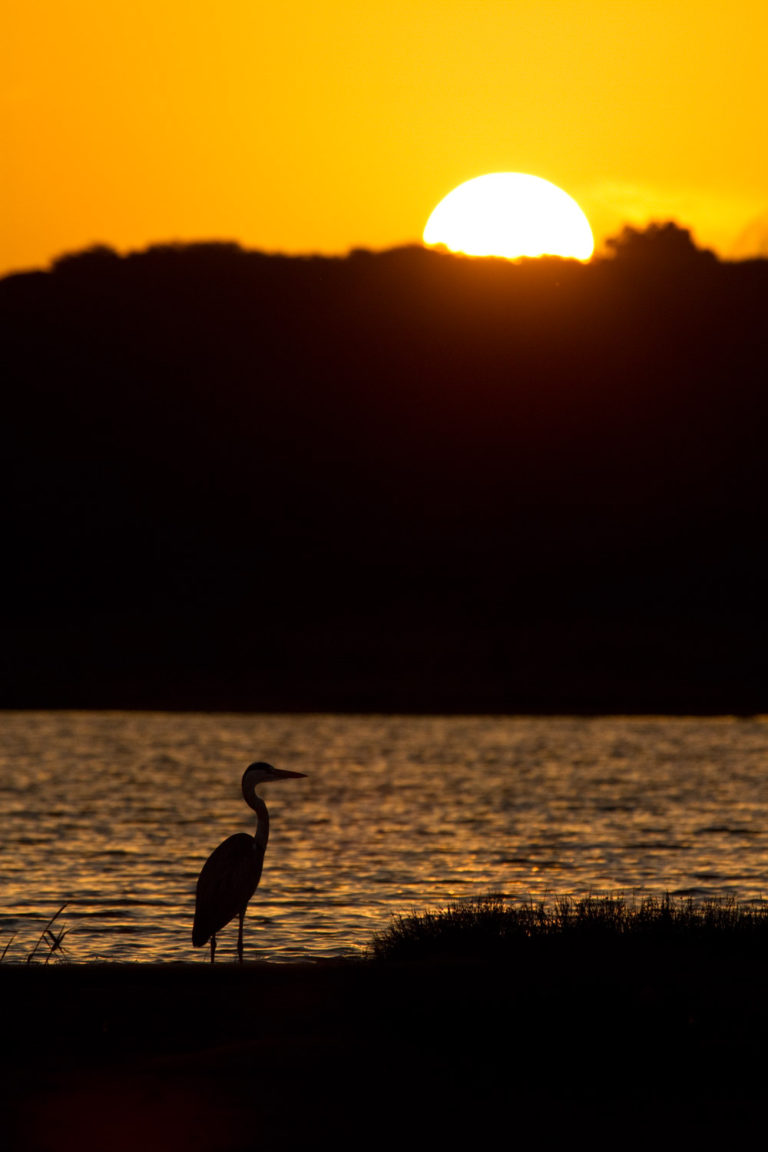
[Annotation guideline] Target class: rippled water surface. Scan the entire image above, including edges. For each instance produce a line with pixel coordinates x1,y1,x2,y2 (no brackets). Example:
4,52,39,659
2,712,768,963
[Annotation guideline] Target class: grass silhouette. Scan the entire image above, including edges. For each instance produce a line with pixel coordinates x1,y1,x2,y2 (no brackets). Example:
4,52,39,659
370,892,768,961
0,905,69,965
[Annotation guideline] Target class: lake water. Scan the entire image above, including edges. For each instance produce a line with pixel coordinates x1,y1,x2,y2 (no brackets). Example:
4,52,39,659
2,712,768,963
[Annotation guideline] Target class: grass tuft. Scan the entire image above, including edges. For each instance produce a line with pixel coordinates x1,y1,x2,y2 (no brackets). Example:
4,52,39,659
1,905,70,964
25,904,69,964
0,934,17,962
369,893,768,962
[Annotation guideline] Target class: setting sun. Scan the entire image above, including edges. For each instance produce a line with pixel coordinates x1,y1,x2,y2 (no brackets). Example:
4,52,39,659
423,173,595,260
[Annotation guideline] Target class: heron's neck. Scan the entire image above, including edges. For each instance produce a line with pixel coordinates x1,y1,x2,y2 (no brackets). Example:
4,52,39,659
243,780,270,854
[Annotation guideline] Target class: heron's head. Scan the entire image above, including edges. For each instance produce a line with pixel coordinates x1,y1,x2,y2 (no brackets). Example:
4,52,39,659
242,761,307,788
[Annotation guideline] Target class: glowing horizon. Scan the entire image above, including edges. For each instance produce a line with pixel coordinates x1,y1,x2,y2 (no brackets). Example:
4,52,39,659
3,1,768,276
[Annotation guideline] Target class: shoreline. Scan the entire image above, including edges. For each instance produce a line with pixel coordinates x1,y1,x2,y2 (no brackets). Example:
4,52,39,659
4,948,766,1148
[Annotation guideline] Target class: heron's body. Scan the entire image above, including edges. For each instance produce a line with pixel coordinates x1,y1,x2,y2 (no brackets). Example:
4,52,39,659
192,832,266,952
192,761,305,962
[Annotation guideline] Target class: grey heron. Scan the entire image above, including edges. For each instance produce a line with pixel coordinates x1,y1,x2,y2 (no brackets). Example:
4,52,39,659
192,761,306,962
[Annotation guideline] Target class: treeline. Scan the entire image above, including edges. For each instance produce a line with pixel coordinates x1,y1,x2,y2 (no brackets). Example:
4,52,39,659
1,227,767,710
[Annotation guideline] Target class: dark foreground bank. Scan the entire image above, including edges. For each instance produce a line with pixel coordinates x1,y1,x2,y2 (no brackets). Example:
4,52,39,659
4,941,768,1152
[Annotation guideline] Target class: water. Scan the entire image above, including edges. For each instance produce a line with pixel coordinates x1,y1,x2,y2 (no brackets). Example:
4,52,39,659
2,712,768,964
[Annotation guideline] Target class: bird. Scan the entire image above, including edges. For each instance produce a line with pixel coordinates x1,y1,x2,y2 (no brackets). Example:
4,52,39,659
192,761,306,963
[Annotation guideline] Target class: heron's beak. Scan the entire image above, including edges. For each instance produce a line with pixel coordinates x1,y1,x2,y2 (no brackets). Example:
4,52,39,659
272,768,307,779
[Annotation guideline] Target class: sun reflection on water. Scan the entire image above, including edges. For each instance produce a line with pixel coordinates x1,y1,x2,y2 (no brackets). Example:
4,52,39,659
2,712,768,962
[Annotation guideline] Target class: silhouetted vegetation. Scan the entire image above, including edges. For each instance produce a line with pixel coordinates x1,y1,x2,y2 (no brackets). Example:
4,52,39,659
370,893,768,961
604,220,718,266
2,226,767,710
0,906,69,964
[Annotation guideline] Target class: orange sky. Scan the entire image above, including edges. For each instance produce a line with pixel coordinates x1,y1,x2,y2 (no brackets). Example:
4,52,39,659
3,1,767,276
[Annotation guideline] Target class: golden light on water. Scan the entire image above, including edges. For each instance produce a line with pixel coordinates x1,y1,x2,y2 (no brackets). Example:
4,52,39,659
4,713,768,962
423,173,595,261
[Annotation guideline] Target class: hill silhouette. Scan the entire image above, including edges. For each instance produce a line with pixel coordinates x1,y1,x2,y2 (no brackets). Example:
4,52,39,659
2,227,767,711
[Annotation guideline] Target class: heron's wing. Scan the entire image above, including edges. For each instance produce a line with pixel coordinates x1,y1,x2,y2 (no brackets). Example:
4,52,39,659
192,833,264,946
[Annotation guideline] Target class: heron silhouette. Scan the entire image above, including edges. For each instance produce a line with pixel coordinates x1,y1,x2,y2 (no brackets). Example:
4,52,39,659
192,761,306,962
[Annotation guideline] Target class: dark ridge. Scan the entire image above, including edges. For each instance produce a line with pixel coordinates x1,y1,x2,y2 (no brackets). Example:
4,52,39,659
2,227,767,712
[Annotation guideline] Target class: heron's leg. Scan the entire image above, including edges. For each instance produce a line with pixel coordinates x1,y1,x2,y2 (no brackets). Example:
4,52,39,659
210,933,216,964
237,910,245,964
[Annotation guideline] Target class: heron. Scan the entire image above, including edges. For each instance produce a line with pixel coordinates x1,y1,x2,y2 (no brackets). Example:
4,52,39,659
192,761,306,963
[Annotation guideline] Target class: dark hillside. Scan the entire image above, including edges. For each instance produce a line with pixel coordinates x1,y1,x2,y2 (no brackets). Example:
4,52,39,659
2,230,767,710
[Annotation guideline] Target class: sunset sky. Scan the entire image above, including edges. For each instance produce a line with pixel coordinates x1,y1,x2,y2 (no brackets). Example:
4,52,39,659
4,0,767,276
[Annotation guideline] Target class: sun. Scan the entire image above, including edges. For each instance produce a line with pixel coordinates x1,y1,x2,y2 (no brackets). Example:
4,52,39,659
423,173,594,261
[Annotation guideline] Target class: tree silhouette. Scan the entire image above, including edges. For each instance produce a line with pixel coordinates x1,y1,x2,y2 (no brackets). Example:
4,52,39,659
52,244,121,276
1,236,767,711
604,221,716,266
